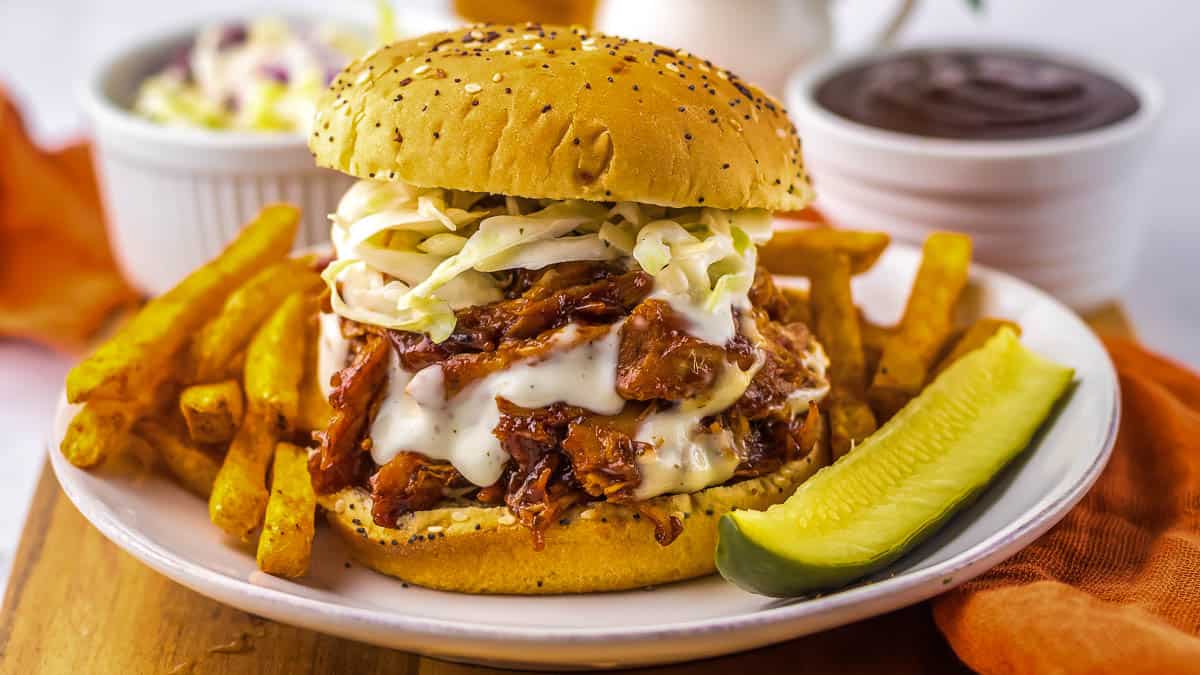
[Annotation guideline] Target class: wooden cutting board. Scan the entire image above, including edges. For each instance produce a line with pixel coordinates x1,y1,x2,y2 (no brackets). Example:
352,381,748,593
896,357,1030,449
0,305,1131,675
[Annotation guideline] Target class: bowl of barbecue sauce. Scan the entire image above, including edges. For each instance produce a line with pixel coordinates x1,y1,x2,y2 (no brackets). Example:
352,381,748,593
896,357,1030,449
788,47,1161,311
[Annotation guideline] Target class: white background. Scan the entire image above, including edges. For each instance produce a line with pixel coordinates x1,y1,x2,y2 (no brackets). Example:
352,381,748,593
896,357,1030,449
0,0,1196,591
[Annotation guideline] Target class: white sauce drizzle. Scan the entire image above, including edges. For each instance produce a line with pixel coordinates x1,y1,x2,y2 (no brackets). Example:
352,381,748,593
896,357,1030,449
631,311,764,498
317,311,349,398
648,286,740,345
367,322,625,487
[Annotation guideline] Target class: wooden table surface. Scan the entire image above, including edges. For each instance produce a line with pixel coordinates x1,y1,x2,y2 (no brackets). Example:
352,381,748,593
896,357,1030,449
0,305,1132,675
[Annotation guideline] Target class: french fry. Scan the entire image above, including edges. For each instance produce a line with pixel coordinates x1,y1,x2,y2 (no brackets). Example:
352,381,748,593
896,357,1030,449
759,228,891,277
60,401,138,468
933,318,1021,376
858,314,894,379
208,415,276,540
66,205,300,404
858,314,894,357
869,232,972,419
179,380,245,443
135,418,222,498
191,257,321,383
256,442,317,577
806,249,877,459
244,291,316,432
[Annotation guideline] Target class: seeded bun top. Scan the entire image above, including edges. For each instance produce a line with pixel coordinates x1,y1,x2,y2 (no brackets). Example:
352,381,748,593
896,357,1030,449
310,23,812,211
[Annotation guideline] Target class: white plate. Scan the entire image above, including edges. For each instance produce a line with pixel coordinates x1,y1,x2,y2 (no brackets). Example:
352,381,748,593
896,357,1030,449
48,242,1119,670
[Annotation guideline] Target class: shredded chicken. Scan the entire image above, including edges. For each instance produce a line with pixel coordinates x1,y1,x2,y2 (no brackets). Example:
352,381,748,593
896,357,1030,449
311,264,825,548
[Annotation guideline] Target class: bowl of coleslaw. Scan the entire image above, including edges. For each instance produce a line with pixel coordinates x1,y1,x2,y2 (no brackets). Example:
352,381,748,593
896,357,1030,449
82,10,453,294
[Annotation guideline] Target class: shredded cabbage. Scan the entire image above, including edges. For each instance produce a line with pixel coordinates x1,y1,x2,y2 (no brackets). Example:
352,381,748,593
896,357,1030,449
326,179,773,344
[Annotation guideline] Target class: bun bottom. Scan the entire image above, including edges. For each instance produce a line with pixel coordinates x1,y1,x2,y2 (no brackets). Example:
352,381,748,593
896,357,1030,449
318,438,829,594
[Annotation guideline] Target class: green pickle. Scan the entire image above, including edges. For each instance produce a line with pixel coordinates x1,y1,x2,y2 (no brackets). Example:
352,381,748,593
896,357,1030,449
716,328,1073,596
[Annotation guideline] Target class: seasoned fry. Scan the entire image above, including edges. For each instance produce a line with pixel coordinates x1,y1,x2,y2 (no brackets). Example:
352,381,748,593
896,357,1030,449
256,442,317,577
244,291,317,432
209,415,276,540
806,249,877,459
828,395,878,460
179,380,245,443
858,314,894,357
66,204,300,404
191,257,321,383
759,228,891,277
135,418,222,498
869,232,972,419
858,315,894,379
60,401,138,468
933,318,1021,376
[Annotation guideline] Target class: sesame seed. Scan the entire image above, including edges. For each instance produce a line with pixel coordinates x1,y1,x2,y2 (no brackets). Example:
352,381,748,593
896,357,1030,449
665,62,679,72
464,82,482,93
427,525,444,534
334,499,346,513
452,510,469,522
413,64,430,75
492,73,503,82
498,514,517,526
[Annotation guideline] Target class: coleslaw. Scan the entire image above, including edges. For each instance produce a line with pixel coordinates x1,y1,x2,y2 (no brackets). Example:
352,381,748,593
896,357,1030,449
133,17,369,133
324,179,775,344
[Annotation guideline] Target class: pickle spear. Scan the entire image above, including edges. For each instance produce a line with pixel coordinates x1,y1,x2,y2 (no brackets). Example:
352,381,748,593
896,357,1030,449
716,328,1073,597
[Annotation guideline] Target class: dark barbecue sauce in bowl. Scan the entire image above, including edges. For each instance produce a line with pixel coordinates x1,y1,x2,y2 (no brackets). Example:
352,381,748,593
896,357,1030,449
815,48,1140,141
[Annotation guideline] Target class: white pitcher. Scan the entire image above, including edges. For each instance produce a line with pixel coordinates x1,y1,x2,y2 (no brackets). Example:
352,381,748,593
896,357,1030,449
595,0,917,97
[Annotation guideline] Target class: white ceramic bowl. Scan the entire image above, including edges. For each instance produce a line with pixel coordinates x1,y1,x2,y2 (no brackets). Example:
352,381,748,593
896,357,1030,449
81,10,458,295
787,45,1163,312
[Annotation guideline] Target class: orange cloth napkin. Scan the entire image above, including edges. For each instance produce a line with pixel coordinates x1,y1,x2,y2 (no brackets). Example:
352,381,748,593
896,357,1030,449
933,337,1200,674
0,87,137,352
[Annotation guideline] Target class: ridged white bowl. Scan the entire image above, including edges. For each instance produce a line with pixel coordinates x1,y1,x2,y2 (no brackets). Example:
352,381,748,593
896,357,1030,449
787,46,1163,312
82,26,355,295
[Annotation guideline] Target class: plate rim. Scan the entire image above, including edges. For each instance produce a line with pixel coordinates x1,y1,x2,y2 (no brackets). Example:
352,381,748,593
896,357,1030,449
46,243,1121,655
